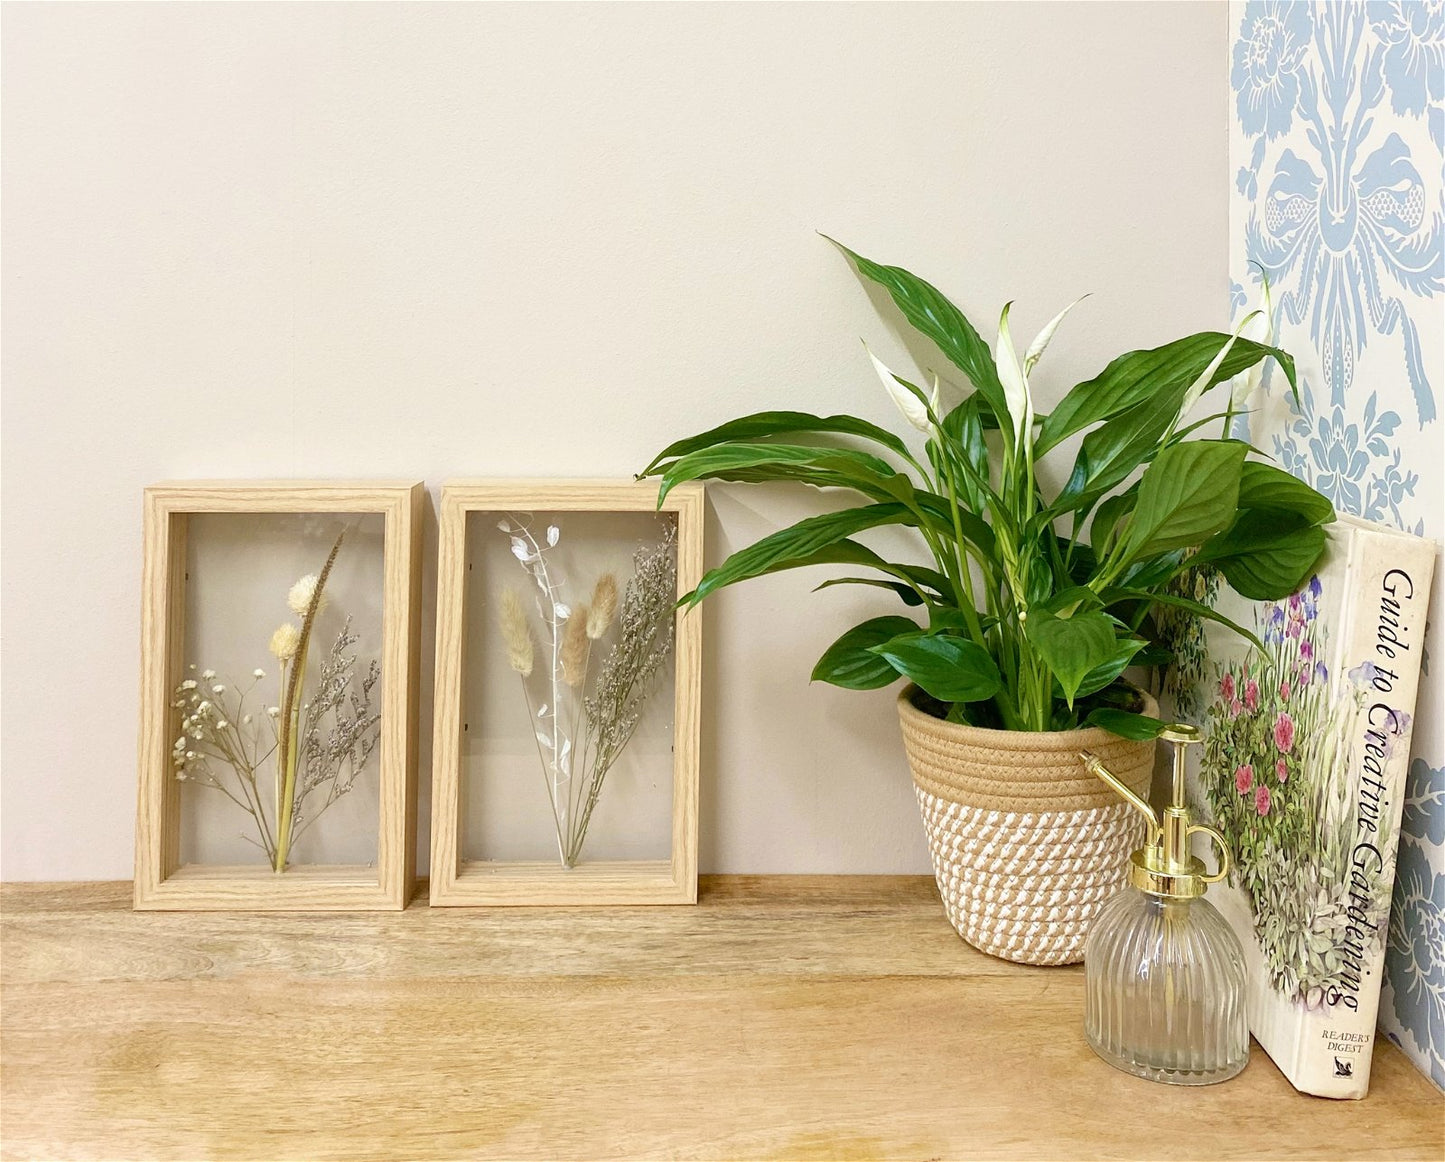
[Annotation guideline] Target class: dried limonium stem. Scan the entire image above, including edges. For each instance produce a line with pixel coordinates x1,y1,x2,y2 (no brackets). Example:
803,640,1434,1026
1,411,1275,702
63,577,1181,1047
172,532,382,870
497,516,675,868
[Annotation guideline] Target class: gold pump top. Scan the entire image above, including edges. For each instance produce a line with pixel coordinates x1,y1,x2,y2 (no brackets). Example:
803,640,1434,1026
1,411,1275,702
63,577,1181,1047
1079,724,1229,900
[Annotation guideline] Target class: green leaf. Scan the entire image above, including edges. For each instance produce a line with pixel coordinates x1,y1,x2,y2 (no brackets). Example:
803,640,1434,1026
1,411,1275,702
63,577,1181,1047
1073,637,1147,700
867,633,1003,703
682,504,918,606
1090,484,1138,556
1105,586,1263,651
812,576,925,606
1038,586,1103,618
778,539,950,603
1195,513,1327,600
939,395,991,509
1084,708,1168,741
641,410,909,476
656,443,904,504
825,238,1011,436
1236,461,1335,525
1053,392,1184,511
1024,608,1119,707
1123,440,1246,559
1036,332,1298,455
812,616,922,689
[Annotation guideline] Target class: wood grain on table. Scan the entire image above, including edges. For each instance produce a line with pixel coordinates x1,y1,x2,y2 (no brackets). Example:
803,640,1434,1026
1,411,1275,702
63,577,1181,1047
2,877,1441,1161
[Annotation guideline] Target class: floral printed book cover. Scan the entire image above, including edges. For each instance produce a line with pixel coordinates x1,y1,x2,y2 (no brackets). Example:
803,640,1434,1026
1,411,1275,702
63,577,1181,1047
1182,514,1435,1099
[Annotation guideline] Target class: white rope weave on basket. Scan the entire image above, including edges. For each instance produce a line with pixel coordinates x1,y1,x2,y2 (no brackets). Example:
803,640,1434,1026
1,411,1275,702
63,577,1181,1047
915,786,1145,966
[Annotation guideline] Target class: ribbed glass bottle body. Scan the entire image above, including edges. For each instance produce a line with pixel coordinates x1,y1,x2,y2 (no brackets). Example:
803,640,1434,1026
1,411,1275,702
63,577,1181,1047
1084,888,1249,1085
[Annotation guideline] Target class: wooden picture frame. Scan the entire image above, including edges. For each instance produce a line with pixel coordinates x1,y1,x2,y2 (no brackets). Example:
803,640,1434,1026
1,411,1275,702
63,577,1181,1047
429,479,702,906
135,481,424,911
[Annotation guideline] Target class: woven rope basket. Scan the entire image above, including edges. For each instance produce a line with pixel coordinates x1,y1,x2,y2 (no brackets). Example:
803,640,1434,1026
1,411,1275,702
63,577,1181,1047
898,686,1157,966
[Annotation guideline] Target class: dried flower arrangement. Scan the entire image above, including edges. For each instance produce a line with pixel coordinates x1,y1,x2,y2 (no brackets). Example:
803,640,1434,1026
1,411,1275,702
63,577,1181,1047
170,530,382,871
496,516,677,867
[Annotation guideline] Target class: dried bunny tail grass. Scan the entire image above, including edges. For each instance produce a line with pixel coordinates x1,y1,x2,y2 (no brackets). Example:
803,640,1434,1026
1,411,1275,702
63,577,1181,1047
499,588,534,677
586,574,618,640
560,605,590,687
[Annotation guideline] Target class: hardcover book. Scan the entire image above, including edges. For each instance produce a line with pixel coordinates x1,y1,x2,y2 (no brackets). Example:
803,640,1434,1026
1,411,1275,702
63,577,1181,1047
1175,514,1436,1099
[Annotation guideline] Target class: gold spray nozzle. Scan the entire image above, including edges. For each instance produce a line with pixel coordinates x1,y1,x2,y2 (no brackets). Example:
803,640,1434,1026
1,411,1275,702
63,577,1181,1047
1080,725,1230,899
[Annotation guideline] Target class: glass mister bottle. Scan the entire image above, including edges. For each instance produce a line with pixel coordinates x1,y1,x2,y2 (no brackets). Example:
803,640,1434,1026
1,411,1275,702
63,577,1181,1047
1079,724,1249,1085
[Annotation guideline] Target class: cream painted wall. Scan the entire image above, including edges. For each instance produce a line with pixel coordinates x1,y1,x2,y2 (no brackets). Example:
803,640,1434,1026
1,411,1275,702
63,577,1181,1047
0,1,1226,879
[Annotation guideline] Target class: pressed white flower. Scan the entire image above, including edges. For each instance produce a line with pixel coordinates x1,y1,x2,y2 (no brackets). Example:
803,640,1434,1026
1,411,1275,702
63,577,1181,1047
267,706,280,718
181,679,198,690
201,669,216,680
174,736,187,750
287,574,328,617
252,668,266,680
197,700,211,714
269,622,301,661
212,684,226,694
864,342,931,433
186,750,198,760
242,714,252,725
216,720,229,730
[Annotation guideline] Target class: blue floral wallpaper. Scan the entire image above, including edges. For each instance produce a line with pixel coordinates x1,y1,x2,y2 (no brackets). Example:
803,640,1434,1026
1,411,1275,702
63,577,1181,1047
1229,0,1444,1089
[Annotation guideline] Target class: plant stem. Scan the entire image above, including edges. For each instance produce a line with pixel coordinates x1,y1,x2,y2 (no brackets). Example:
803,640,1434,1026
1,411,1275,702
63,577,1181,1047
273,530,345,872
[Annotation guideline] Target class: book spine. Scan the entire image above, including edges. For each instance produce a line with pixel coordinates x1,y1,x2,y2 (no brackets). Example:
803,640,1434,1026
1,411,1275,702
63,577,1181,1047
1298,526,1435,1098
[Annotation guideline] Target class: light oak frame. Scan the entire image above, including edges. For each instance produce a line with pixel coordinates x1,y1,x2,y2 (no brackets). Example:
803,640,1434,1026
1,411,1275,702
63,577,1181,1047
135,481,425,911
430,480,702,906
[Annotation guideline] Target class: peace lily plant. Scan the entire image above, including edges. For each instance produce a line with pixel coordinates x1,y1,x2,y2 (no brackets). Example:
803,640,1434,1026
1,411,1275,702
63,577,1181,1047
642,242,1335,739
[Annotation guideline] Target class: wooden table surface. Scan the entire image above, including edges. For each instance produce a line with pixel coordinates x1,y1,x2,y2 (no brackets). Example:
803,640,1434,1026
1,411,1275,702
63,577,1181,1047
2,877,1441,1161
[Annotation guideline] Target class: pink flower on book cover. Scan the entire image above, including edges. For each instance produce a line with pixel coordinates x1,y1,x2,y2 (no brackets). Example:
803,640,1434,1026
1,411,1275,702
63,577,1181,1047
1277,758,1289,783
1237,764,1255,794
1280,678,1292,702
1221,672,1236,701
1245,679,1260,711
1255,784,1273,816
1274,712,1296,752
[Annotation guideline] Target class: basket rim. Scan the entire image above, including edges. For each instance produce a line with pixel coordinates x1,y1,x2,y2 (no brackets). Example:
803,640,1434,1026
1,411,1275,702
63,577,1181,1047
895,683,1159,751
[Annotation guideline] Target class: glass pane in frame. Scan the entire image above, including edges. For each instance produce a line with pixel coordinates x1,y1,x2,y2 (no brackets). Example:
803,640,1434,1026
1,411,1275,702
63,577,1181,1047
174,511,387,870
461,508,679,868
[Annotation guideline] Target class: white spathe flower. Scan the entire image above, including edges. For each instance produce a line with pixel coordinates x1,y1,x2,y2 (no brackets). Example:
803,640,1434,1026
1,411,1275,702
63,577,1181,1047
268,622,301,661
864,342,931,433
287,574,328,617
1024,294,1089,375
546,525,560,547
995,302,1033,451
1179,309,1261,420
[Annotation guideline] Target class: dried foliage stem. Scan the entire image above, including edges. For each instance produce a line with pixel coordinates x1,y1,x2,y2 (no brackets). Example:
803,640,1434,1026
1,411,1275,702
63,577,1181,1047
273,530,345,872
